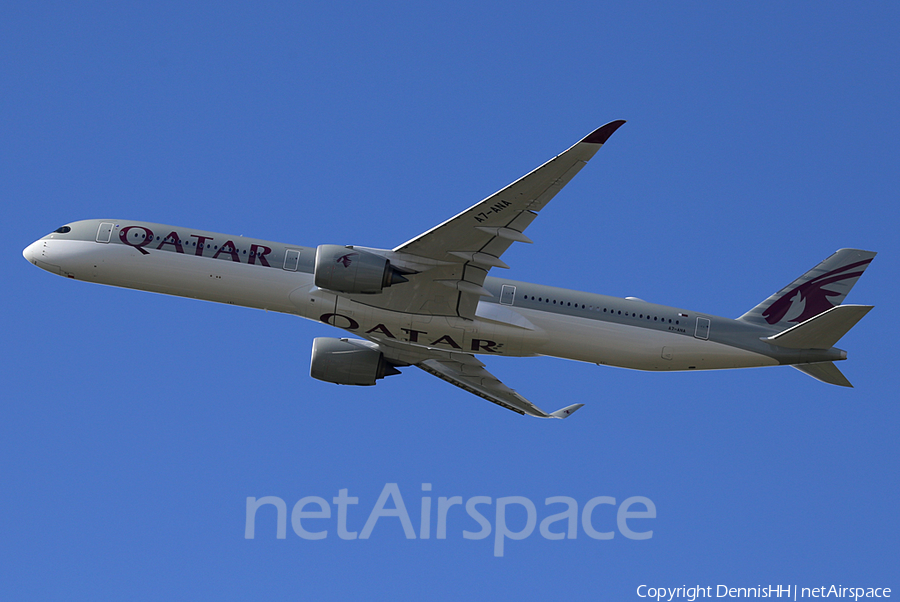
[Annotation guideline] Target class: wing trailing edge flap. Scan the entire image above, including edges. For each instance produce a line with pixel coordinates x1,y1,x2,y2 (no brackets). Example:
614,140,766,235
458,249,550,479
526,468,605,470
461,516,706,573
372,339,582,418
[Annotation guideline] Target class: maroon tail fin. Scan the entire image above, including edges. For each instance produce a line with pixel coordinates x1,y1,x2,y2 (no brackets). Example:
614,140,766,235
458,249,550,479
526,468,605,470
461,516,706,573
738,249,876,331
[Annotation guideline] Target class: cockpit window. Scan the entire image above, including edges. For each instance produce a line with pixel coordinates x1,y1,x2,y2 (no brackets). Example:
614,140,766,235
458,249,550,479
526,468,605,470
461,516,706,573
55,226,71,234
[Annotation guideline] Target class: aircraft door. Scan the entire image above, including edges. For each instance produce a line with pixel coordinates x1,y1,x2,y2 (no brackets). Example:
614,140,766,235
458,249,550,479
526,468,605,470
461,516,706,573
500,284,516,305
96,222,113,243
283,249,301,271
694,317,710,340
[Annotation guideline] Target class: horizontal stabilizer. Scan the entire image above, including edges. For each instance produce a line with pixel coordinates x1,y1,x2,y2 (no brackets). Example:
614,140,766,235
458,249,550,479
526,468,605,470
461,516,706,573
764,304,873,349
792,362,853,387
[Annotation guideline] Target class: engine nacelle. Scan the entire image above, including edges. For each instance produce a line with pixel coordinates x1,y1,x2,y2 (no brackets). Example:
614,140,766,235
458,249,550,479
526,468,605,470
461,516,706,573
314,244,408,294
309,337,400,386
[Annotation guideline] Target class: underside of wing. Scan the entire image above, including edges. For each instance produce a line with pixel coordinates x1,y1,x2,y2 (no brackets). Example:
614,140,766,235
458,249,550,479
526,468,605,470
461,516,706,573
394,121,626,261
340,121,625,319
370,338,583,418
418,356,544,416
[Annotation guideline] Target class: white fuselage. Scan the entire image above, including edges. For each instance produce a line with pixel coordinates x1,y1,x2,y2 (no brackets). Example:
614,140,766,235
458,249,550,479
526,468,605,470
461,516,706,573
23,227,781,373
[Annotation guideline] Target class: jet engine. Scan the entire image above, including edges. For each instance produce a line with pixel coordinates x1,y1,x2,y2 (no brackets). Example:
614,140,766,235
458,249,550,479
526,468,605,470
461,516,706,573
309,337,401,386
314,245,408,294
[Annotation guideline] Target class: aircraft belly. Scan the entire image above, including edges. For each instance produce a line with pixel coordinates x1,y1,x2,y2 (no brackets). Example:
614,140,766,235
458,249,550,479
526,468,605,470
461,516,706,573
51,240,307,313
518,309,777,371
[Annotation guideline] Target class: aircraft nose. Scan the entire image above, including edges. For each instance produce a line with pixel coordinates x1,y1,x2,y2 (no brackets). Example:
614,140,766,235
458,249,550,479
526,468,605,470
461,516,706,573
23,240,40,263
23,239,62,274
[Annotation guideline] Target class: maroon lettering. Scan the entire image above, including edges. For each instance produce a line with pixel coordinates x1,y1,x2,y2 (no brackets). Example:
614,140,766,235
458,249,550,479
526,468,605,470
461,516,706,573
191,234,214,257
119,226,154,255
471,339,499,353
213,240,241,262
366,324,396,338
156,231,185,254
249,244,272,266
401,328,428,343
430,334,461,349
319,313,360,330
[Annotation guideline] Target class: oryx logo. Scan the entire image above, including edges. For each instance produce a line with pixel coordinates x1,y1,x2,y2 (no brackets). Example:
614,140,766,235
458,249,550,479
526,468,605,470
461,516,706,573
336,252,358,268
763,259,872,325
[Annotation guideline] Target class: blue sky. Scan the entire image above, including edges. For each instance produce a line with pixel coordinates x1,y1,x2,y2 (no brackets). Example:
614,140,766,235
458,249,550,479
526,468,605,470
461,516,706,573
3,2,898,599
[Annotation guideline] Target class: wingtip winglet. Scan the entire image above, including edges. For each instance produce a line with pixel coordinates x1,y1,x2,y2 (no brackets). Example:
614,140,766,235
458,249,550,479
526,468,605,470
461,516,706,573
581,120,626,145
550,403,585,419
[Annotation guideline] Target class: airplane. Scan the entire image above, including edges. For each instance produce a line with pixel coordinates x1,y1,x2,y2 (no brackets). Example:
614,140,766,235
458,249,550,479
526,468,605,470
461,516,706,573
22,120,876,419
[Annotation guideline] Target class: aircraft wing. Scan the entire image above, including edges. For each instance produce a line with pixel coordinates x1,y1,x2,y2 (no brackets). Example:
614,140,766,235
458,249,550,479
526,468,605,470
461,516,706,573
418,356,583,418
347,121,625,319
395,120,626,260
369,338,583,418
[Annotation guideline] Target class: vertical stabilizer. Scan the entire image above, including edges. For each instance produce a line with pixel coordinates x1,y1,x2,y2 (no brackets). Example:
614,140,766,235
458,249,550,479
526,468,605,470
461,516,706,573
739,249,876,332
